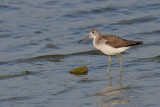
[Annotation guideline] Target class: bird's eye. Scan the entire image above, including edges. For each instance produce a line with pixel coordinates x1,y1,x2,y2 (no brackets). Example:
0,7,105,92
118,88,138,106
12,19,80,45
92,32,94,34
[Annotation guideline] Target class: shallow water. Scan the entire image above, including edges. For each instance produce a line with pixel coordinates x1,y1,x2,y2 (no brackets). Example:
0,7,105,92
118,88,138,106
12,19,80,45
0,0,160,107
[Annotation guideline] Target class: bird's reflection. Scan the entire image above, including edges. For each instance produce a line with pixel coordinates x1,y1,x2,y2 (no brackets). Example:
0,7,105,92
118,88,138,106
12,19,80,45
94,72,129,107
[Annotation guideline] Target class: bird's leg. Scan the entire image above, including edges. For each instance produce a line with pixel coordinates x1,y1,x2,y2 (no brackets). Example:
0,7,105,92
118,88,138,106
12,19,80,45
107,55,111,73
117,54,122,72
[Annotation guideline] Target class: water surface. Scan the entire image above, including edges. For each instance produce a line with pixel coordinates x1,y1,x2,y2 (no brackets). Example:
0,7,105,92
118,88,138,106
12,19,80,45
0,0,160,107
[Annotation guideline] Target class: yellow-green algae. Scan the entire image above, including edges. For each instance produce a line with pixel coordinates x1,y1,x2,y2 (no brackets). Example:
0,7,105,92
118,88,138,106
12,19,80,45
69,66,88,75
0,71,32,79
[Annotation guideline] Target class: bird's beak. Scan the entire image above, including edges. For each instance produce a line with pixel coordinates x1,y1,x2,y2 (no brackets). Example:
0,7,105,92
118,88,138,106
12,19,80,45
78,34,91,43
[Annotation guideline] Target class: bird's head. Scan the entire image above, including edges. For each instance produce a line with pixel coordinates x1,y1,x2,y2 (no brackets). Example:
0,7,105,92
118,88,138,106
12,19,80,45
88,28,101,38
78,28,101,43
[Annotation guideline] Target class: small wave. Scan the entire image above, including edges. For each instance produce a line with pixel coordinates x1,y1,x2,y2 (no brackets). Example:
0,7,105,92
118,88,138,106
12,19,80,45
0,5,19,11
136,29,160,35
111,16,157,25
63,6,117,18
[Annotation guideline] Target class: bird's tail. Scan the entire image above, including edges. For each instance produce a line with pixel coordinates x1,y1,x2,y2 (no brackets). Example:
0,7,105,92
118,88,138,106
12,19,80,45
136,41,143,45
127,40,143,47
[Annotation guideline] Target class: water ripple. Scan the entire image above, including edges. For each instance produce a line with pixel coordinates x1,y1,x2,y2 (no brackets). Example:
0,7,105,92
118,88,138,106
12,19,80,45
63,6,117,18
136,29,160,35
111,16,157,25
0,4,19,11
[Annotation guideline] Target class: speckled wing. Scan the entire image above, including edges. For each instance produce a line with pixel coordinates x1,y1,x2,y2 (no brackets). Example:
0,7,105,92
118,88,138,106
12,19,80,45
103,35,142,48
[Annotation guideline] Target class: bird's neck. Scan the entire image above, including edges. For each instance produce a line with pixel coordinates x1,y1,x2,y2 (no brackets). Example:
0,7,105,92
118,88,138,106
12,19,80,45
93,35,102,47
93,35,101,41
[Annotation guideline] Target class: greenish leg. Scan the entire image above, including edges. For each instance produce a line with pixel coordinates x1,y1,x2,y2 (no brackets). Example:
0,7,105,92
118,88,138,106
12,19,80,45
107,55,111,73
117,54,122,72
